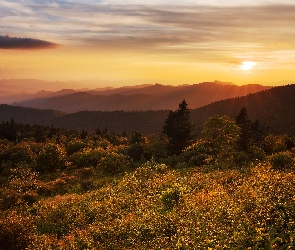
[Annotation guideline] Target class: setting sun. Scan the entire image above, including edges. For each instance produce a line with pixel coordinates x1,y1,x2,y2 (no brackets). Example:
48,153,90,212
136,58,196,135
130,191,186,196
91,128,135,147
1,1,295,86
240,62,257,71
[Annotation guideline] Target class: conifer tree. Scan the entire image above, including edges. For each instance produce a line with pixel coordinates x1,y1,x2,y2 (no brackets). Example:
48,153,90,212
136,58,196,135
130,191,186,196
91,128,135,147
162,100,194,155
235,107,252,151
235,107,267,151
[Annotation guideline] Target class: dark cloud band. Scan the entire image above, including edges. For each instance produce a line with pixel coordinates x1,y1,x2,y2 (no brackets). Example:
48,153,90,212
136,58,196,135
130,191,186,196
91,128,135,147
0,35,58,49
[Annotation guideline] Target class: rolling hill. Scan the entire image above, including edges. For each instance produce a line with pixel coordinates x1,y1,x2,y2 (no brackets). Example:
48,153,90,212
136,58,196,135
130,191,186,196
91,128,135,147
1,84,295,135
12,81,270,112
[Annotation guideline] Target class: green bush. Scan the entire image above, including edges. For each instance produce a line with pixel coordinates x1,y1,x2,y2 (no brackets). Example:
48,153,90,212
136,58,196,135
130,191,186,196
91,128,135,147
98,152,130,175
35,143,67,173
248,145,266,161
127,143,144,162
66,140,86,155
160,188,181,210
68,147,107,168
269,151,294,170
233,151,250,165
181,140,210,167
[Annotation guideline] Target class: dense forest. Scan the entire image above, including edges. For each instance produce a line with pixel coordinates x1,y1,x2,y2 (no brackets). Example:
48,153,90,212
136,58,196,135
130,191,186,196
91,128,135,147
1,100,295,249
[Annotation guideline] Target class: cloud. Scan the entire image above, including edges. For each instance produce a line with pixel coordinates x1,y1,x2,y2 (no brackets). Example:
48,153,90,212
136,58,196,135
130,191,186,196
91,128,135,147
1,2,295,55
0,35,58,49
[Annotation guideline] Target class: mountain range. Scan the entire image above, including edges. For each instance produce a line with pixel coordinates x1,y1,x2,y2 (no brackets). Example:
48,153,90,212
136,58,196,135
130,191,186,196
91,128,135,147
8,81,271,112
1,84,295,136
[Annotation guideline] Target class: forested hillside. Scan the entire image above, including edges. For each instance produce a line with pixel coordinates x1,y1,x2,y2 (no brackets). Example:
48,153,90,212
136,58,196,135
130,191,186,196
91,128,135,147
1,84,295,135
191,84,295,135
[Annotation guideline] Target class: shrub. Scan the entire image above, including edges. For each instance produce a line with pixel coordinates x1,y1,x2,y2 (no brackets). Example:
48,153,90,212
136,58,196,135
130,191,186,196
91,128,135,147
248,145,266,161
66,140,86,155
127,143,144,162
35,143,67,173
35,195,87,238
4,142,37,165
69,147,106,168
160,187,181,211
0,211,34,250
98,152,130,175
233,151,250,165
264,134,288,154
0,166,39,209
269,151,294,170
181,140,210,167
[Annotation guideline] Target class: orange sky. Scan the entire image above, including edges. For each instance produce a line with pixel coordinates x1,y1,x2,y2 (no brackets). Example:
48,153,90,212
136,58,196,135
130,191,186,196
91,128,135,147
1,1,295,87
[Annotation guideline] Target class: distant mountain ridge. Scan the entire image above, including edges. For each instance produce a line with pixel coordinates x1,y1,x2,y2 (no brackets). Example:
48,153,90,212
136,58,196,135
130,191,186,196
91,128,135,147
12,81,271,112
1,84,295,135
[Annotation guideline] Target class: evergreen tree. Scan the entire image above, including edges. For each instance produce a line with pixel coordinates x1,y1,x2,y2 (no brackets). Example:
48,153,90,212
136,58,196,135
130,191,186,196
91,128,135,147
96,126,102,136
35,125,46,143
80,130,88,139
48,125,57,139
162,100,194,155
235,107,267,151
235,107,252,151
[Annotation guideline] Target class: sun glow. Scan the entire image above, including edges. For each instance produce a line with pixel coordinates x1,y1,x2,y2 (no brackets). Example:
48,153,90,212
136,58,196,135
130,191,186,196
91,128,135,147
240,61,257,71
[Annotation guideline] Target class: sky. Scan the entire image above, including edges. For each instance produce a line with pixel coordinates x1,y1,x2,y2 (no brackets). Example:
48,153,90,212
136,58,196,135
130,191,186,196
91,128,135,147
1,0,295,87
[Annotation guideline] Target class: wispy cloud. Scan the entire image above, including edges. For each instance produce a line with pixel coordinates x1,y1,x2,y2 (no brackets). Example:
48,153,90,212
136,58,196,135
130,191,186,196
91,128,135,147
0,35,58,49
1,2,295,49
1,1,295,61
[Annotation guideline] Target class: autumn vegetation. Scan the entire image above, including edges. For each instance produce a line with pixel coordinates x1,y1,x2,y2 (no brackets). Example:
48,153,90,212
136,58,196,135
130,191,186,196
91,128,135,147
1,101,295,249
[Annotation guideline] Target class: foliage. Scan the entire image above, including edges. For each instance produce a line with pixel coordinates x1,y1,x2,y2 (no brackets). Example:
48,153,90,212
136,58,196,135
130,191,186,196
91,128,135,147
264,134,289,154
269,151,294,170
162,100,194,155
0,166,39,209
160,185,182,211
144,133,169,161
235,107,267,151
181,140,211,167
201,115,241,167
5,164,294,249
0,211,34,250
1,112,295,249
68,147,107,168
98,152,130,175
202,115,240,152
66,140,87,155
35,143,67,173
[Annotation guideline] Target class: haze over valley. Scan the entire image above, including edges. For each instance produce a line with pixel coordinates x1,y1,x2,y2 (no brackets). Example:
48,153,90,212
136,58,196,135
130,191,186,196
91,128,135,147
0,80,271,112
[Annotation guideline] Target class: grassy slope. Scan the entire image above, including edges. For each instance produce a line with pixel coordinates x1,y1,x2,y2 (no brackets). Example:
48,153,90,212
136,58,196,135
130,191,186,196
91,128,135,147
1,162,295,249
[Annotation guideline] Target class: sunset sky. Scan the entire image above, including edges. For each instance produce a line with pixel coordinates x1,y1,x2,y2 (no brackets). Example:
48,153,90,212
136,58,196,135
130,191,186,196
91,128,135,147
1,0,295,87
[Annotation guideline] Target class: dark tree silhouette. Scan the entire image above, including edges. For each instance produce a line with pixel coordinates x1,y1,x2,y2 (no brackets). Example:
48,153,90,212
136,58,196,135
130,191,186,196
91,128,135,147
80,130,88,139
235,107,267,151
162,100,194,155
235,107,252,151
96,126,102,136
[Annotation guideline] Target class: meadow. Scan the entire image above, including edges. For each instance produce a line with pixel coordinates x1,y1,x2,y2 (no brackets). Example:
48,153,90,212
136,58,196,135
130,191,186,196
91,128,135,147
1,112,295,249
